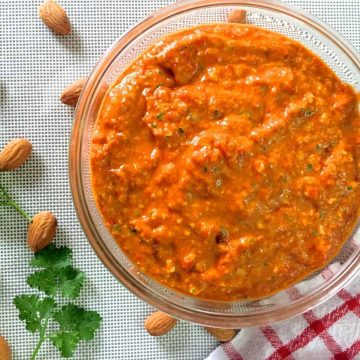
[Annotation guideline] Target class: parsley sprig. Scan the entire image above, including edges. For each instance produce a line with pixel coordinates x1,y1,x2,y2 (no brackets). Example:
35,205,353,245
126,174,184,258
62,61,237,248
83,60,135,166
14,244,102,359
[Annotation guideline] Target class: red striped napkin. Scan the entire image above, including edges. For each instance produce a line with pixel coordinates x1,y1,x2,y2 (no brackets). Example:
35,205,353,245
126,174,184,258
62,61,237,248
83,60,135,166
207,270,360,359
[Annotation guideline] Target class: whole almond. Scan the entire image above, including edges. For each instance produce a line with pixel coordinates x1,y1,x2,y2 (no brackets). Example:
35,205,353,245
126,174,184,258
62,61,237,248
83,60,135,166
38,0,71,35
0,138,32,171
60,78,87,106
228,9,247,23
27,211,57,252
144,311,177,336
205,327,236,342
0,335,11,360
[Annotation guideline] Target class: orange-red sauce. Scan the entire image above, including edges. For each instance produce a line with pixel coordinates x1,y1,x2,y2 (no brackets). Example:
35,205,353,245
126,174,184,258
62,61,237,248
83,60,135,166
91,24,360,300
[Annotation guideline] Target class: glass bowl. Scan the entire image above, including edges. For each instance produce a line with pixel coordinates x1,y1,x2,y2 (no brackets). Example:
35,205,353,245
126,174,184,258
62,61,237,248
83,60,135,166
69,0,360,328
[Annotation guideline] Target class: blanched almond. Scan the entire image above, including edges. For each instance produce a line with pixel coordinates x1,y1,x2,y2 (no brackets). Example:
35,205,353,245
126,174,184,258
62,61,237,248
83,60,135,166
0,138,32,171
60,78,87,106
144,311,177,336
0,335,11,360
205,327,237,342
38,0,71,35
27,211,57,252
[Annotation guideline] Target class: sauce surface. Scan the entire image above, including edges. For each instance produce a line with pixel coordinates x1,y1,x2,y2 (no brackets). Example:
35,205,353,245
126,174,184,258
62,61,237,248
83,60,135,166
91,24,360,300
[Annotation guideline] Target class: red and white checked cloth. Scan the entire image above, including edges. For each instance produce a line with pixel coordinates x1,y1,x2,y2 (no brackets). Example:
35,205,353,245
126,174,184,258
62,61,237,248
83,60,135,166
207,267,360,360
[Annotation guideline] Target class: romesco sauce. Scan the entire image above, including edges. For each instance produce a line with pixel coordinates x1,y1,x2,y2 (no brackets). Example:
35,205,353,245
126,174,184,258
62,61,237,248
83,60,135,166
91,24,360,300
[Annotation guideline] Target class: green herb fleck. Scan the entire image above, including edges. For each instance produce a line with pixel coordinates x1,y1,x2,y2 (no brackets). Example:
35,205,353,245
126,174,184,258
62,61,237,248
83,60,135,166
238,110,253,118
211,165,221,175
346,186,353,191
155,83,163,89
156,112,165,120
178,128,185,135
14,245,101,359
151,123,157,128
306,163,314,172
260,85,269,94
112,224,121,233
300,107,317,118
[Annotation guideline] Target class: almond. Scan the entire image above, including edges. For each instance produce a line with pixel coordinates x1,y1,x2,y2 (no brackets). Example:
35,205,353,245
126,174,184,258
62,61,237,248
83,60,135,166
144,311,177,336
60,78,87,106
0,335,11,360
205,327,237,342
27,211,57,252
38,0,71,35
0,138,32,171
228,9,247,23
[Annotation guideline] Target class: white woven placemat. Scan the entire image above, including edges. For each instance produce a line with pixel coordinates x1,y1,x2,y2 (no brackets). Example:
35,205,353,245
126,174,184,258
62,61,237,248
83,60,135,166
0,1,359,359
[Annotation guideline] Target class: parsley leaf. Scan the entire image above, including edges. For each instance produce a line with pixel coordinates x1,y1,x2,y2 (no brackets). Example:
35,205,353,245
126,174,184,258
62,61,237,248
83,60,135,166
13,295,56,334
30,244,72,269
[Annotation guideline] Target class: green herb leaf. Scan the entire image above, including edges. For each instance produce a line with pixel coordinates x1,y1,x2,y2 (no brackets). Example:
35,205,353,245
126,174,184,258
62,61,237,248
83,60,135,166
14,245,101,359
306,163,314,172
58,267,85,299
53,304,102,341
27,269,57,296
26,266,85,299
13,295,56,334
50,331,80,358
30,244,72,269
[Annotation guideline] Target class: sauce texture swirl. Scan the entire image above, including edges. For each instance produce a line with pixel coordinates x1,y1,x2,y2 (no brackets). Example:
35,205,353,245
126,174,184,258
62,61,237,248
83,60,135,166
91,24,360,300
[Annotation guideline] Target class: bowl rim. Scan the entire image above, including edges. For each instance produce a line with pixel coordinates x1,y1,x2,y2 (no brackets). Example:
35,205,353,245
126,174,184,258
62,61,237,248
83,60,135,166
69,0,360,327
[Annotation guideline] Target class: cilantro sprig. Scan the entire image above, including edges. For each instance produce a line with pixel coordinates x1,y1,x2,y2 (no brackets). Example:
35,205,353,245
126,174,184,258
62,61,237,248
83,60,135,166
14,244,102,359
0,183,32,222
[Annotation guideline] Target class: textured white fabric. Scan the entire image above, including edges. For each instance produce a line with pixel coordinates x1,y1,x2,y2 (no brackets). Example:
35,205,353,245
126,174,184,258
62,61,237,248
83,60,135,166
0,0,359,359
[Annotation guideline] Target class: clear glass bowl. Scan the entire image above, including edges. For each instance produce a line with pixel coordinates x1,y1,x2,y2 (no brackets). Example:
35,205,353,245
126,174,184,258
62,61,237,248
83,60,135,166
69,0,360,327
